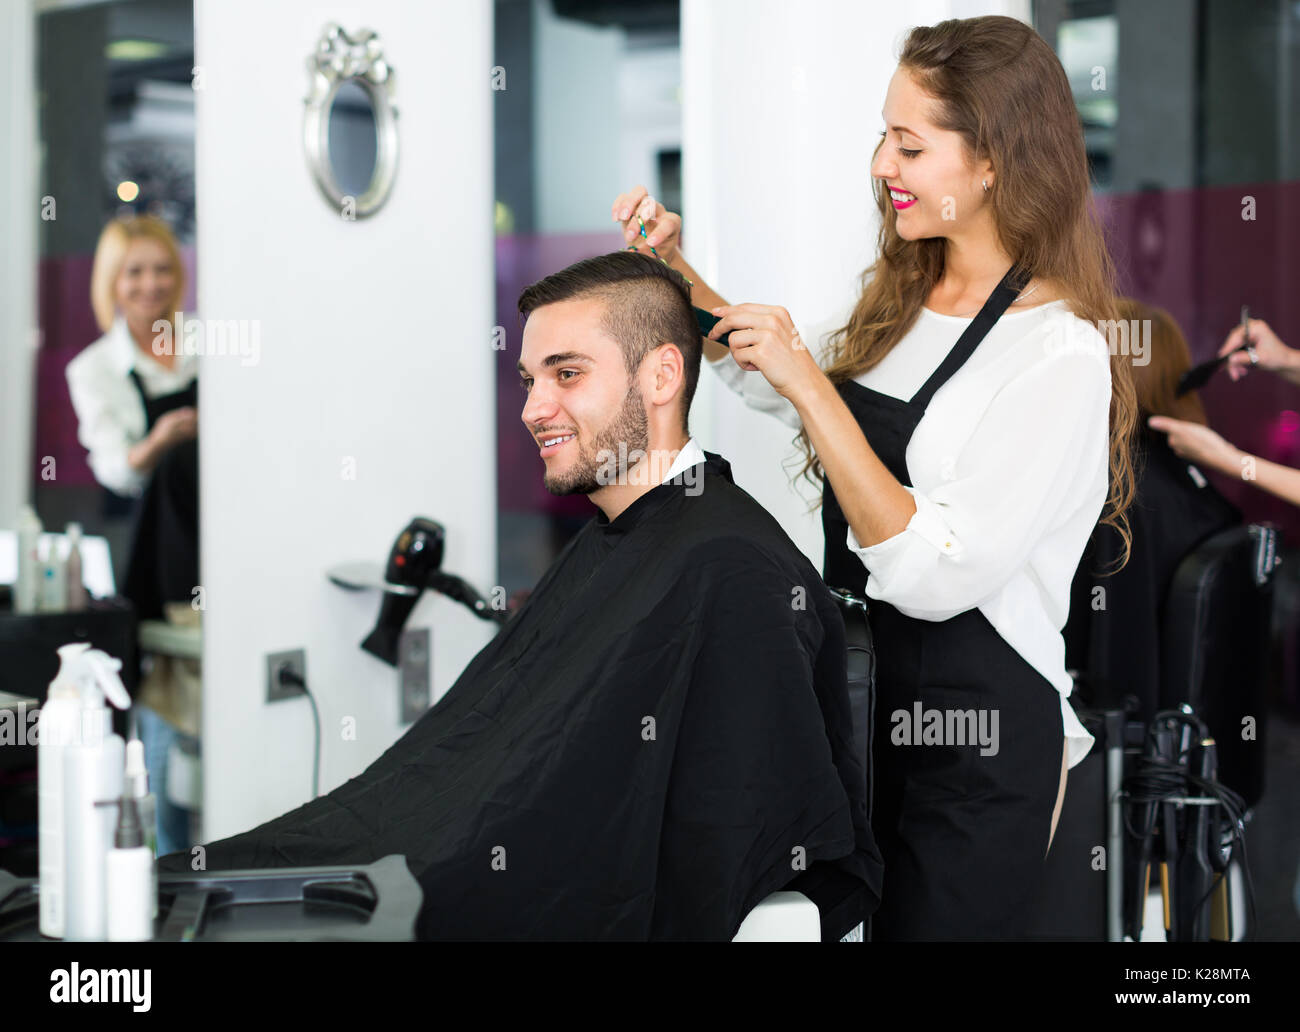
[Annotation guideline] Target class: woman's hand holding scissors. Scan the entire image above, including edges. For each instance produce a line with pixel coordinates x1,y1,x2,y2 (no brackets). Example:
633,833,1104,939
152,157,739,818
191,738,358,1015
1220,316,1295,383
611,187,682,266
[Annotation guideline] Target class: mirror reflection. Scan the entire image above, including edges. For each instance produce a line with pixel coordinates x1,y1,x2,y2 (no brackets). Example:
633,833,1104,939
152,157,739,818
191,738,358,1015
327,80,379,199
26,0,201,867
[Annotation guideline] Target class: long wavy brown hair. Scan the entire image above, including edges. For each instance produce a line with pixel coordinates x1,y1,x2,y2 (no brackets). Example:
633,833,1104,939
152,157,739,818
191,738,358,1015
797,15,1137,570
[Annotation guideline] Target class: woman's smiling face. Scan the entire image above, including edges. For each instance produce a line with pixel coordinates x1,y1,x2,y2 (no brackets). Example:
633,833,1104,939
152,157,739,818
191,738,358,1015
114,237,178,326
870,67,992,242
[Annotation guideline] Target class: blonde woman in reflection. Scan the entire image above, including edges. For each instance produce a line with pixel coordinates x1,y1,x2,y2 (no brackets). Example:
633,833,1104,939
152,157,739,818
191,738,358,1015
66,214,200,857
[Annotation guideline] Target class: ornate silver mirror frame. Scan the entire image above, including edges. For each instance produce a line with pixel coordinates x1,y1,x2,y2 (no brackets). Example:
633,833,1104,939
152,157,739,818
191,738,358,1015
303,23,399,218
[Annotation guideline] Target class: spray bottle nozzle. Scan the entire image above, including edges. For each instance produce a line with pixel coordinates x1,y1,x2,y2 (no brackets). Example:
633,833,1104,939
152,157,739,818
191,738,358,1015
54,642,131,711
82,649,131,711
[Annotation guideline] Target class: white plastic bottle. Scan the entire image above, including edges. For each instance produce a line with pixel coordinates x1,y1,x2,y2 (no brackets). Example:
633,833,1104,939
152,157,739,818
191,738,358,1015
37,643,91,938
40,537,67,613
65,522,88,611
124,738,158,918
61,648,131,942
15,505,42,613
105,793,154,941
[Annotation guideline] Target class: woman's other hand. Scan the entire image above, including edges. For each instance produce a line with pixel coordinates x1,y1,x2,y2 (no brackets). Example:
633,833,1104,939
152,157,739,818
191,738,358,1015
611,186,682,266
707,303,823,400
128,406,197,474
1221,317,1294,382
1147,415,1242,476
152,406,198,449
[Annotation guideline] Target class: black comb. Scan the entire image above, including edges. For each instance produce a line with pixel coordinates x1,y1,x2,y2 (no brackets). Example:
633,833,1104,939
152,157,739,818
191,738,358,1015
694,306,732,348
1176,306,1252,396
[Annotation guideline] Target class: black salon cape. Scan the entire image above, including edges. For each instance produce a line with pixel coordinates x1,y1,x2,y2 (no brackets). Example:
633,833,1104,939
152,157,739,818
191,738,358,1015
158,451,882,940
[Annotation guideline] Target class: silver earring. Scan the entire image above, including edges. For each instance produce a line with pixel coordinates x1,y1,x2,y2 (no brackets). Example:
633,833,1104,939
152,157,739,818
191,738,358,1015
982,179,989,193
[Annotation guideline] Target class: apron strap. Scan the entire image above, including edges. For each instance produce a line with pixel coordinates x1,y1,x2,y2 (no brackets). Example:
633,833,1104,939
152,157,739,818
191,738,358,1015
909,265,1032,410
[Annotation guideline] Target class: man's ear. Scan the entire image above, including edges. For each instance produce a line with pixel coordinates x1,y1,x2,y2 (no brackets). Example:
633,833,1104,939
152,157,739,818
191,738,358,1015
652,341,684,400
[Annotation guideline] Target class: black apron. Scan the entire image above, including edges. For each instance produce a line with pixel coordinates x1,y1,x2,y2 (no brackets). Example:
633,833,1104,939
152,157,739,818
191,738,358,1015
122,368,199,622
822,267,1066,941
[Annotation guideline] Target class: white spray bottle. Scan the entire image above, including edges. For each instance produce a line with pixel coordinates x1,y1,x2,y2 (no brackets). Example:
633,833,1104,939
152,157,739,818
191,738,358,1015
61,647,131,941
38,642,92,938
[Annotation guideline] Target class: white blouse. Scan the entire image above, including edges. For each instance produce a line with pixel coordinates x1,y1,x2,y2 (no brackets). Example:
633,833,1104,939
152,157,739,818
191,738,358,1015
710,297,1112,769
65,317,199,498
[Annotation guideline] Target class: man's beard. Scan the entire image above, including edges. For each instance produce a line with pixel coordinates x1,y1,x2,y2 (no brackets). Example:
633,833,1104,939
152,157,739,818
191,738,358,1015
543,380,649,496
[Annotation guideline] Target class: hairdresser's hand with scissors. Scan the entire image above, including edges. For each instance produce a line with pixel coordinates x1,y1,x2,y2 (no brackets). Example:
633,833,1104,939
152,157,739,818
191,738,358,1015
612,187,682,265
609,188,823,400
610,186,731,364
1219,317,1299,385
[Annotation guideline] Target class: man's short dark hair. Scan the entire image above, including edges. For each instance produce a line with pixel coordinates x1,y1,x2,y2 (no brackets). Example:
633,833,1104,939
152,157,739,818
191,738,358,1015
517,251,701,435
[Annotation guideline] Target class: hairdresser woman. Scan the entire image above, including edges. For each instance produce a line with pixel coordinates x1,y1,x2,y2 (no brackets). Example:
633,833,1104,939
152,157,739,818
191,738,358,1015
67,215,198,621
65,214,199,857
611,16,1136,941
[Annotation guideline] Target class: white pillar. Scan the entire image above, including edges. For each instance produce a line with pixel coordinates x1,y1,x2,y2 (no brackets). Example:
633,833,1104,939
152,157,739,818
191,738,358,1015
194,0,496,838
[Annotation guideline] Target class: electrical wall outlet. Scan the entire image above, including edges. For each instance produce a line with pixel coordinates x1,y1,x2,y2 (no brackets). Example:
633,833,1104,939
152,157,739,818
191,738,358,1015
398,628,431,724
266,648,307,703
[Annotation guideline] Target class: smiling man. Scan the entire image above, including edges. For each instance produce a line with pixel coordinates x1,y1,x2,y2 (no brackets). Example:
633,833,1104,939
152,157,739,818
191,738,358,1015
517,254,704,508
158,251,881,941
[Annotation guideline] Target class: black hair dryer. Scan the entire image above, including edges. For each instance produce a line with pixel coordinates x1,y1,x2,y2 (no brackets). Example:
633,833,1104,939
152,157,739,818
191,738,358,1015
361,518,446,665
329,517,509,668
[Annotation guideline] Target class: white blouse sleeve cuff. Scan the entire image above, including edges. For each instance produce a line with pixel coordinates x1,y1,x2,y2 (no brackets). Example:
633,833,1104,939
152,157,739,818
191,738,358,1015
1061,697,1096,769
93,455,148,499
847,485,964,559
844,488,975,618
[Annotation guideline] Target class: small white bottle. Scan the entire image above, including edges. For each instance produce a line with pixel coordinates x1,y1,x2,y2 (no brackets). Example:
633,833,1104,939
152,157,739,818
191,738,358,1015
39,538,67,613
62,648,131,942
124,738,158,918
15,505,43,613
105,793,154,941
65,523,88,611
37,643,91,938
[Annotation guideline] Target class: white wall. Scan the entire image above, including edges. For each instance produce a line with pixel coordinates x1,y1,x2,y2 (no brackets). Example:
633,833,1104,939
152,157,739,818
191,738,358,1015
617,45,681,210
0,0,37,531
682,0,1029,566
194,0,496,839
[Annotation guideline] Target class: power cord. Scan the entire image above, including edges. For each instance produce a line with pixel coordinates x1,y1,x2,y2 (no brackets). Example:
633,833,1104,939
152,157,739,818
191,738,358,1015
275,664,321,800
1122,713,1256,941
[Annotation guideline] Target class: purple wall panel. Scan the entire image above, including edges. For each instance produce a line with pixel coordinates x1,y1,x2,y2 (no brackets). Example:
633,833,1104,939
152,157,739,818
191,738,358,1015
1100,180,1300,543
